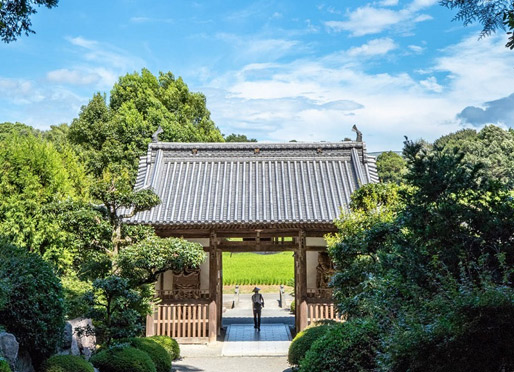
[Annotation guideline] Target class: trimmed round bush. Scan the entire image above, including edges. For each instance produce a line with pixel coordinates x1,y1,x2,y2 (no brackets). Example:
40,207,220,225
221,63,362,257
0,243,65,367
125,338,171,372
90,346,156,372
0,358,12,372
41,355,94,372
288,322,334,365
148,336,180,360
299,318,380,372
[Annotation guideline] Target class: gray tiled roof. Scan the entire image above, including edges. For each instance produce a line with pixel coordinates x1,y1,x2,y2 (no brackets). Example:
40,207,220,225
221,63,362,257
129,142,378,228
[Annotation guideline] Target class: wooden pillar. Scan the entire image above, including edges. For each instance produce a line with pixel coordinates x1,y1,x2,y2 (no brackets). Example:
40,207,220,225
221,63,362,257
217,249,223,335
208,231,218,343
295,230,308,332
146,311,155,337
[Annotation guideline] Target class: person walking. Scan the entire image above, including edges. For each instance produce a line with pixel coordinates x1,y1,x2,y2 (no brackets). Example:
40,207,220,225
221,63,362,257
252,287,264,331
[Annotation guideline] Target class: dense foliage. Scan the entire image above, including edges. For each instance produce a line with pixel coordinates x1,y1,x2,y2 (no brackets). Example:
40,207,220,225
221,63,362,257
41,355,94,372
320,125,514,371
0,0,58,43
69,69,224,178
0,243,65,367
0,133,89,270
148,336,180,360
288,322,334,366
0,359,11,372
90,346,156,372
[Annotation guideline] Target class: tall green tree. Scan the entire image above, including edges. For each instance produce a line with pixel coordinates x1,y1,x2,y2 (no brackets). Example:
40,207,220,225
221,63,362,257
0,133,90,271
376,151,406,184
69,69,224,178
0,0,58,43
321,125,514,371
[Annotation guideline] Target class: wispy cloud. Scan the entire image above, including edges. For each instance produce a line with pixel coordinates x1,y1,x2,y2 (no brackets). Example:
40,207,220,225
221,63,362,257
347,38,398,57
324,0,436,36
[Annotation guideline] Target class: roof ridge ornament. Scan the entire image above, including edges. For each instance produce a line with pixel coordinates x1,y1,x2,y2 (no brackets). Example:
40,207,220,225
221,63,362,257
352,124,363,142
152,126,164,143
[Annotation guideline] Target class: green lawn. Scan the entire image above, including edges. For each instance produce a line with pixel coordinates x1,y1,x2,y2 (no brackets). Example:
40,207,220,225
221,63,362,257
222,252,294,285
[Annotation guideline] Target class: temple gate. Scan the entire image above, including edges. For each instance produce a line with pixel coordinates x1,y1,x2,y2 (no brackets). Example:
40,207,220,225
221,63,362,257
129,137,378,343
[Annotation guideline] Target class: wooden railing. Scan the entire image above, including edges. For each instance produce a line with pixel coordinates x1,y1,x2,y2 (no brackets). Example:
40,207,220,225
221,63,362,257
307,302,342,325
146,303,209,342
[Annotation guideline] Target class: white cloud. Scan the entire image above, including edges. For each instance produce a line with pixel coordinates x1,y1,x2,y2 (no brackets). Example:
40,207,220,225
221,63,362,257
408,44,425,53
420,76,443,92
201,34,514,151
379,0,399,6
325,6,403,36
0,37,146,128
347,38,398,57
65,36,145,72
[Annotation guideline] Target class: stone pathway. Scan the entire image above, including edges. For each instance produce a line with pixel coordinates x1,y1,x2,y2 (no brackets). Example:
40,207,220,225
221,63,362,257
221,323,292,356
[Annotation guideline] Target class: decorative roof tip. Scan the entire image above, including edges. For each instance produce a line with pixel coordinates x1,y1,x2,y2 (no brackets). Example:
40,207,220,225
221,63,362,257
152,126,164,143
352,124,363,142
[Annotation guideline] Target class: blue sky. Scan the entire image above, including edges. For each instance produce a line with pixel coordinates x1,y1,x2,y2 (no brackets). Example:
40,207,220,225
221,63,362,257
1,0,513,151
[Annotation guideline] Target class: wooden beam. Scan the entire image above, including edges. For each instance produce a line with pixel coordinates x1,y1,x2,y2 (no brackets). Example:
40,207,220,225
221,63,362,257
295,230,308,332
208,231,218,343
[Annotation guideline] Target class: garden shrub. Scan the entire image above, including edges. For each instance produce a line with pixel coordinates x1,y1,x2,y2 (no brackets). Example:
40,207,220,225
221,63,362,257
0,358,11,372
149,335,180,360
288,321,334,365
387,288,514,372
0,243,65,367
299,318,380,372
41,355,94,372
124,338,171,372
90,346,156,372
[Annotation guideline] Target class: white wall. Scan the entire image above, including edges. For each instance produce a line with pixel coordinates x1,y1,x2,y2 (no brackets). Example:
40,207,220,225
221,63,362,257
307,251,318,289
306,237,327,247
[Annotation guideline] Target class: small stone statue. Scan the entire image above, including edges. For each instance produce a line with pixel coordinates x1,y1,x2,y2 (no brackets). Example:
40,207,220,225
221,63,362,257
352,124,363,142
152,126,164,142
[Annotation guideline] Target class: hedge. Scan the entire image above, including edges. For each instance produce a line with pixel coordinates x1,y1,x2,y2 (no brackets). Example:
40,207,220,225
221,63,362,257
148,336,180,360
299,318,380,372
91,346,156,372
41,355,94,372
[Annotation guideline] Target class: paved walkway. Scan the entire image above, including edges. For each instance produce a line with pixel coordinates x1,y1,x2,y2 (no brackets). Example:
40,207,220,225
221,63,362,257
221,323,291,356
172,293,295,372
